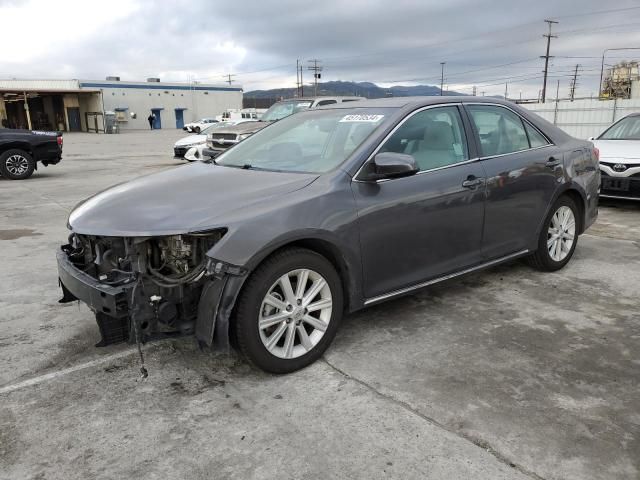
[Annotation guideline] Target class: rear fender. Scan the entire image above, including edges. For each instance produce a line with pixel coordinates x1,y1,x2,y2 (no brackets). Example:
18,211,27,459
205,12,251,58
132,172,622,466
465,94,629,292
534,182,589,240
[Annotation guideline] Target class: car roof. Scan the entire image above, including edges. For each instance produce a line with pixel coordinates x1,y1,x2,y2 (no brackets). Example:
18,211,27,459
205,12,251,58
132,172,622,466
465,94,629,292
278,96,362,102
318,95,520,109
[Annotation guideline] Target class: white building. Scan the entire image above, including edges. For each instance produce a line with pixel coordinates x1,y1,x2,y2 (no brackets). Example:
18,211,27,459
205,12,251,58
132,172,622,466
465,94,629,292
0,78,242,132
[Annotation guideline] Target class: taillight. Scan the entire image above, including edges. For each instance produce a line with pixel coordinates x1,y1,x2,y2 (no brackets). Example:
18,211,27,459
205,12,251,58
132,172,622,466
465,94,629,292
593,147,599,162
57,136,63,147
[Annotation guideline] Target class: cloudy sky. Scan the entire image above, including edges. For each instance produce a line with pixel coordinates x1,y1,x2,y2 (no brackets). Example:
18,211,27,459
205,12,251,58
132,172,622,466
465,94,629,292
2,0,640,98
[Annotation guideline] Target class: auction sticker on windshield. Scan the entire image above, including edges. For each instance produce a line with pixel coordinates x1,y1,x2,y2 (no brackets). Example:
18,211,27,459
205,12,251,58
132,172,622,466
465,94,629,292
339,114,385,123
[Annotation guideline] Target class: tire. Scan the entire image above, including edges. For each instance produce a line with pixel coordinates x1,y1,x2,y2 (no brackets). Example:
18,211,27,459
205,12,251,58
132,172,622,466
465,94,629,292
527,195,579,272
194,126,201,134
0,149,35,180
235,247,343,373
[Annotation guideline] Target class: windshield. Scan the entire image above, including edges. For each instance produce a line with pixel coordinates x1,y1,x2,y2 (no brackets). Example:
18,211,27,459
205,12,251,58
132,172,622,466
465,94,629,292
215,108,392,173
201,122,233,134
261,100,314,122
598,116,640,140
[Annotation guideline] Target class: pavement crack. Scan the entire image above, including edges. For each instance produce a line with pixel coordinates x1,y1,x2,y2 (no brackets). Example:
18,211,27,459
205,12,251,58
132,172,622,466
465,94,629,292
322,357,547,480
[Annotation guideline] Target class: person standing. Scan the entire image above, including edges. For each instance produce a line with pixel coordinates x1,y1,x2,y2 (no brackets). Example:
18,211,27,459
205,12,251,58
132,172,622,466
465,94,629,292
147,113,155,130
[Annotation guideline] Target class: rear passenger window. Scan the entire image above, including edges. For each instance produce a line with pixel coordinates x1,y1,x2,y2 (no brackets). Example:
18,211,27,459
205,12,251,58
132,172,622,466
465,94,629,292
317,100,337,106
524,122,549,148
379,106,468,172
467,105,530,156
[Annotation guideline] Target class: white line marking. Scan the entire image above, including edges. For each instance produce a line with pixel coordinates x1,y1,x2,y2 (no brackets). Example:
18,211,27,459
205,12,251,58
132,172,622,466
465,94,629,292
0,347,140,395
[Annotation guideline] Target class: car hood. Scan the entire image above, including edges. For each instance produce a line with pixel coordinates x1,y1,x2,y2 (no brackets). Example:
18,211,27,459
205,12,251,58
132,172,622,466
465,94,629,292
175,134,206,146
68,162,318,236
593,140,640,163
209,121,271,135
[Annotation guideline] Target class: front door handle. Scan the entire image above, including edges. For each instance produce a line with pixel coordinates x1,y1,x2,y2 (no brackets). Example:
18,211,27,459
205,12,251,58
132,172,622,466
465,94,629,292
546,156,561,167
462,176,484,189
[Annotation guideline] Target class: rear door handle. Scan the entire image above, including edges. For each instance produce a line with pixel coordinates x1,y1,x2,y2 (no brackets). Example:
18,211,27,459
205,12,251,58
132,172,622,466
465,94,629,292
546,156,561,167
462,176,484,189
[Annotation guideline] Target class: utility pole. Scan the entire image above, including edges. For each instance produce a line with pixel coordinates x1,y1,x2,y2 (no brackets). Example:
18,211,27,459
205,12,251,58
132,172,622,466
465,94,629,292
296,60,299,97
504,82,508,100
569,64,580,101
299,63,304,97
223,73,236,86
308,59,323,97
540,19,558,103
472,85,477,96
440,62,446,96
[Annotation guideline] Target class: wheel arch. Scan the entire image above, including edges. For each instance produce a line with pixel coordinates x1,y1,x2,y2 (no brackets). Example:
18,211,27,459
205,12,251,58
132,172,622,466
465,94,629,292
202,233,363,350
535,183,588,239
244,235,360,313
560,187,586,234
0,143,33,156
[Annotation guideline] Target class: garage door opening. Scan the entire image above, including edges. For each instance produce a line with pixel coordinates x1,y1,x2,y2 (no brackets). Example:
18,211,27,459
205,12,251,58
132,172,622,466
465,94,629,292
1,89,103,132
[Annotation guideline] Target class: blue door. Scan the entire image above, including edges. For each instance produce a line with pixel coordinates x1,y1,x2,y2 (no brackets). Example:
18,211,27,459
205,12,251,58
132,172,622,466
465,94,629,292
175,109,184,129
67,107,81,131
151,109,162,129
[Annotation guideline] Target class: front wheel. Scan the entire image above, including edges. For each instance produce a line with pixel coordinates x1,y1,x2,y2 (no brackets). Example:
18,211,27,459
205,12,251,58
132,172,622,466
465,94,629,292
0,149,35,180
527,195,579,271
234,248,343,373
194,126,201,134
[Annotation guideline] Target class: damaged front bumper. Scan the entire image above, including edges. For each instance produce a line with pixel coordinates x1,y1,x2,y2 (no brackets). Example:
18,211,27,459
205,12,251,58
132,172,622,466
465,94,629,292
56,245,246,350
57,248,133,318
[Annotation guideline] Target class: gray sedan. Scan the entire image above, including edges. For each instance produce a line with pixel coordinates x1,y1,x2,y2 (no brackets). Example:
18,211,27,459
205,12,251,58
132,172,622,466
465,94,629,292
57,97,600,373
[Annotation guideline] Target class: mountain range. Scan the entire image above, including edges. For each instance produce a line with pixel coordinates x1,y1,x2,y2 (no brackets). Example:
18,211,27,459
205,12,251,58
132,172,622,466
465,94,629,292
244,80,465,99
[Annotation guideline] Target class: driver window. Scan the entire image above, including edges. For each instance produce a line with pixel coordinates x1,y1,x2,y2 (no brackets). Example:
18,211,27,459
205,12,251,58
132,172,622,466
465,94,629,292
379,106,469,171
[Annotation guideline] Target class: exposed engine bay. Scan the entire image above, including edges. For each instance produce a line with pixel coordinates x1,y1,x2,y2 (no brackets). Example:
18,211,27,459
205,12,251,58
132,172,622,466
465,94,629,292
59,231,225,346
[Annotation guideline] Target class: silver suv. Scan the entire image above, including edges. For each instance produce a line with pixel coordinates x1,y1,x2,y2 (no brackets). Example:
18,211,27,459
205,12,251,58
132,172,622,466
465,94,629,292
203,96,362,158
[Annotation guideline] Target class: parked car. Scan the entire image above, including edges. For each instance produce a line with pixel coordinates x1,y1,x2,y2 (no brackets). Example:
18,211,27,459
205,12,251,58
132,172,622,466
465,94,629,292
57,97,598,373
0,128,62,180
591,113,640,200
183,118,218,133
203,96,363,158
173,122,238,160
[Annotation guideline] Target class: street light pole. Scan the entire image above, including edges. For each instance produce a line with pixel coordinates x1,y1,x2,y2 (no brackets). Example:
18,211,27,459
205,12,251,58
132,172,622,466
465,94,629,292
440,62,445,96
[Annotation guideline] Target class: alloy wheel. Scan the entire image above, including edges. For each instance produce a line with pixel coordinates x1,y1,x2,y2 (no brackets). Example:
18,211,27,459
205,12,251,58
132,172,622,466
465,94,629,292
6,154,29,176
547,205,576,262
258,268,333,359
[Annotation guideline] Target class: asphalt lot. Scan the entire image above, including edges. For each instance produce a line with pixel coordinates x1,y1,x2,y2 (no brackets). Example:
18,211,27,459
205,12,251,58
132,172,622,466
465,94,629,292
0,129,639,480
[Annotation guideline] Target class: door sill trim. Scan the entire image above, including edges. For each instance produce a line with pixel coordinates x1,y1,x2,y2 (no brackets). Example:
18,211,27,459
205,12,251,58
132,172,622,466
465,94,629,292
363,249,530,306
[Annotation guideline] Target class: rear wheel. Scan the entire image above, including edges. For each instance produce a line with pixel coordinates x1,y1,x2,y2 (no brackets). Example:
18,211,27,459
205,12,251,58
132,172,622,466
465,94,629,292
235,248,343,373
194,126,201,133
527,195,579,271
0,149,35,180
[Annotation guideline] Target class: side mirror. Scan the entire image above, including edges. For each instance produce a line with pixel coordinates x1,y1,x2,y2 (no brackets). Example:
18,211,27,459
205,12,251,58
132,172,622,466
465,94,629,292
588,136,595,141
360,152,419,181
